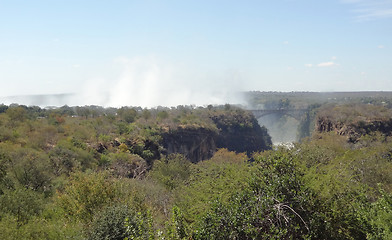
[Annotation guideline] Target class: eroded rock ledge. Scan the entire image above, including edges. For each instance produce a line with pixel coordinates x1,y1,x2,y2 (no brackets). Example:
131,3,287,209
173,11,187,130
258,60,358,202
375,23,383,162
315,104,392,142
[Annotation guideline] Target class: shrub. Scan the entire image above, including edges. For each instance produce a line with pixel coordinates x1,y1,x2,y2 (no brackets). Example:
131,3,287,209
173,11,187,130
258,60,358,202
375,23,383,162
88,204,132,240
149,154,191,190
0,187,44,226
56,171,117,222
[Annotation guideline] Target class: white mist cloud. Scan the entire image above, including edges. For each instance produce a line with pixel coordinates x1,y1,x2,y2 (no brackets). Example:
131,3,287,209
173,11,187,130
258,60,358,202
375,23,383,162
73,56,245,108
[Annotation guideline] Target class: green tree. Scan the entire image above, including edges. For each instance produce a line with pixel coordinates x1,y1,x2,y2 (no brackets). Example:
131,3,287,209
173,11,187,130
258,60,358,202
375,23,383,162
6,106,28,122
9,148,52,193
175,149,251,225
157,110,169,120
149,154,191,190
56,171,117,222
142,109,151,121
0,104,8,113
117,107,138,123
48,145,80,176
0,187,44,226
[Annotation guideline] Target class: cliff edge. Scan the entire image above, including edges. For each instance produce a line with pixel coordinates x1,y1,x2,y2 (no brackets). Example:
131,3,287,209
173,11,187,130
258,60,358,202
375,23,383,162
315,104,392,142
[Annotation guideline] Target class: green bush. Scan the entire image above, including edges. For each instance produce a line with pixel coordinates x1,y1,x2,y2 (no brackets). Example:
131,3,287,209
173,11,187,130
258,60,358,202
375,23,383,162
194,150,315,239
0,187,44,226
165,206,188,240
88,204,132,240
175,149,251,225
56,171,117,222
149,154,191,190
358,187,392,240
0,215,84,240
124,210,155,240
193,149,371,239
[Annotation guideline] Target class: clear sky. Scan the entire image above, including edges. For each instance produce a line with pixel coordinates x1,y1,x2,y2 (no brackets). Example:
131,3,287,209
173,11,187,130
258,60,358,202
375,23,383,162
1,0,392,106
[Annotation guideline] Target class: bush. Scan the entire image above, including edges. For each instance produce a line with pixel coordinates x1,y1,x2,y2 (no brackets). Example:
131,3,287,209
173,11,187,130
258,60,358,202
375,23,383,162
124,210,155,240
149,154,191,190
194,150,314,239
56,171,117,222
358,187,392,240
0,187,44,226
88,204,132,240
193,149,369,239
175,149,251,225
0,215,84,240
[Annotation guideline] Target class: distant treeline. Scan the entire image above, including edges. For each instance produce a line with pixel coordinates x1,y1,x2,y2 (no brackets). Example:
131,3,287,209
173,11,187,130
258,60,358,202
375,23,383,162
246,91,392,109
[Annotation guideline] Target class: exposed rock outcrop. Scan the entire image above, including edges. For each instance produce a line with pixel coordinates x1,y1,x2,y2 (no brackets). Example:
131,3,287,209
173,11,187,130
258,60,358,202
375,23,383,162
315,104,392,142
162,127,217,163
210,112,272,154
161,110,272,162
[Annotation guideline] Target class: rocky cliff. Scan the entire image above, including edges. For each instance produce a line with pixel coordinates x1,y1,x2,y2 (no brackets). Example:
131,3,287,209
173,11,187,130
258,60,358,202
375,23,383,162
162,127,217,163
95,107,272,164
315,104,392,142
210,110,272,154
161,109,272,162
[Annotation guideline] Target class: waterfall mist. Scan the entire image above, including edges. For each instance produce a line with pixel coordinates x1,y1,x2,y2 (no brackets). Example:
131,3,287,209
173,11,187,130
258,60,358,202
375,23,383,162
1,56,246,108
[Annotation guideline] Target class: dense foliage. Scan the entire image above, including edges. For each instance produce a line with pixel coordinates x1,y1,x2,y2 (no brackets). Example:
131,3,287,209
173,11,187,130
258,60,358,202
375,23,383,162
0,103,391,239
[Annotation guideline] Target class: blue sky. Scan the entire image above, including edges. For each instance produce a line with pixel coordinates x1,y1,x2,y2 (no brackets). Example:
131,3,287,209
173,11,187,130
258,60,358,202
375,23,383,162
0,0,392,106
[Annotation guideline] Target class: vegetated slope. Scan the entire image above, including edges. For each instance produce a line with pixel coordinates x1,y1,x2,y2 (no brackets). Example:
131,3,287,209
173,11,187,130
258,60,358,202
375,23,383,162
1,102,392,239
0,104,271,167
